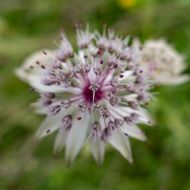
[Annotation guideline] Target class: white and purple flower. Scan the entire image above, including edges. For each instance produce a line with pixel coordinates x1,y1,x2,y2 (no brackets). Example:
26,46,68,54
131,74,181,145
138,39,189,85
16,27,154,164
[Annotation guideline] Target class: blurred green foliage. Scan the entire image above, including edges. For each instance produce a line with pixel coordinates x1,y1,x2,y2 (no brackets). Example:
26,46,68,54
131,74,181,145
0,0,190,189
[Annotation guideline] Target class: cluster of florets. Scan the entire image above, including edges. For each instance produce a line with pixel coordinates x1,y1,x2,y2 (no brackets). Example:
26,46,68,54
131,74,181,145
16,26,154,164
138,39,189,85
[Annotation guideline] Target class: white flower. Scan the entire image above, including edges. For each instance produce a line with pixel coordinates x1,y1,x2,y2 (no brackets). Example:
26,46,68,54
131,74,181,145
138,39,189,85
16,27,154,165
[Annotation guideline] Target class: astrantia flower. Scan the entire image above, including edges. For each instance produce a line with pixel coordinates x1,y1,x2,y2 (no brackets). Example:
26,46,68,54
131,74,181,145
16,27,154,164
138,39,189,85
118,0,137,9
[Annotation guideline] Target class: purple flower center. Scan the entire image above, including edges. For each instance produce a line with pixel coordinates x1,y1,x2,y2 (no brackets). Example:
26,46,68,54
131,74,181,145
83,84,104,103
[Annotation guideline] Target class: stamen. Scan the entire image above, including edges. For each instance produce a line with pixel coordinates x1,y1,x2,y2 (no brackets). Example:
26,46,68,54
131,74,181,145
42,51,47,55
46,129,51,134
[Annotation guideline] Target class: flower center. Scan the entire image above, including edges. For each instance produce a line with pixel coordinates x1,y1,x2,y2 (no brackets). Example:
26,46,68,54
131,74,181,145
83,84,104,104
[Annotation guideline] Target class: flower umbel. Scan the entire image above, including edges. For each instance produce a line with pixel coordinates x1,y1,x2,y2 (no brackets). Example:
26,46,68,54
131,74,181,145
16,27,153,164
138,39,189,85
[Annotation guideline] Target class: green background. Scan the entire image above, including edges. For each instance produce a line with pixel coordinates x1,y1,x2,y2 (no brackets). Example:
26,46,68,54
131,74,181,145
0,0,190,189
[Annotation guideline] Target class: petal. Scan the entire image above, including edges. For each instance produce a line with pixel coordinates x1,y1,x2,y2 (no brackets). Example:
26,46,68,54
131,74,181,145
31,101,48,115
16,49,56,81
35,114,62,138
108,128,133,163
90,137,105,165
36,107,74,138
102,70,115,85
158,75,189,85
117,106,137,116
65,112,90,164
31,100,63,115
54,128,69,153
27,75,66,93
138,108,154,126
121,124,147,141
28,74,82,93
123,94,138,101
16,67,28,81
99,116,107,129
107,103,136,119
107,102,153,126
87,68,97,82
108,107,123,120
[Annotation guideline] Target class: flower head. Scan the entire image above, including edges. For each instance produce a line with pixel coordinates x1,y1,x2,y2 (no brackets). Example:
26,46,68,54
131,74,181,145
138,39,189,85
16,27,153,164
118,0,137,9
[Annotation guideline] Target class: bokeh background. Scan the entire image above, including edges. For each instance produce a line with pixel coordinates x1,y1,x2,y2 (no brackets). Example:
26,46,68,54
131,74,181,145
0,0,190,189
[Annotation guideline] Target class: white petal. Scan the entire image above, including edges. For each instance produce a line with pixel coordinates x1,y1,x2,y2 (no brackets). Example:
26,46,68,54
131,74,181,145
138,108,154,126
108,128,133,163
78,50,86,64
87,68,97,82
117,106,137,116
31,101,48,115
123,94,138,101
99,117,107,129
108,107,123,120
121,124,147,141
65,112,90,164
36,107,74,138
15,67,28,81
90,137,105,164
16,49,56,81
158,75,189,85
28,74,82,94
107,102,153,126
102,69,115,85
54,128,69,153
107,103,135,118
27,75,64,93
36,114,62,138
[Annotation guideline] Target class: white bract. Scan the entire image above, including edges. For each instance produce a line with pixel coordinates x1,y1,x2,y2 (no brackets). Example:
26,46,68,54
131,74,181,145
16,27,154,164
138,39,189,85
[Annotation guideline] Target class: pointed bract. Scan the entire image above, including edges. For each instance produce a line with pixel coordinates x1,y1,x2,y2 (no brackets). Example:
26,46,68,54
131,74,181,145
90,137,105,165
65,112,90,164
109,129,133,163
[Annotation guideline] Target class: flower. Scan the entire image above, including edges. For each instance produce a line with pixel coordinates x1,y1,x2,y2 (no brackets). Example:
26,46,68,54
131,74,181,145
118,0,137,9
138,39,189,85
16,27,154,164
